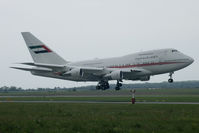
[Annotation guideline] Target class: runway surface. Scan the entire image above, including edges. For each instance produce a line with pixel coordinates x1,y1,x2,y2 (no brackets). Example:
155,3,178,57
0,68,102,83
1,100,199,104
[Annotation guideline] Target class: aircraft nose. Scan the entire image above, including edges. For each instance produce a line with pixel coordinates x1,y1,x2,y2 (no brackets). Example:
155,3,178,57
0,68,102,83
189,57,194,64
186,56,194,65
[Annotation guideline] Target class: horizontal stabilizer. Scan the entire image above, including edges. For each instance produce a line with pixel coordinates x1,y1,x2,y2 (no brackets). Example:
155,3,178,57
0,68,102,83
10,67,52,72
20,62,66,69
10,67,32,71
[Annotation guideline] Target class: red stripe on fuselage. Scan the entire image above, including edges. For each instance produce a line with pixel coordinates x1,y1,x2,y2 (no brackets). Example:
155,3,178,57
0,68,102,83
108,62,184,68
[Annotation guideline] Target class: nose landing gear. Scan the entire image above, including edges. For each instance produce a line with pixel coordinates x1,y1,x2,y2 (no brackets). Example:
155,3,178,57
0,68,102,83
168,72,174,83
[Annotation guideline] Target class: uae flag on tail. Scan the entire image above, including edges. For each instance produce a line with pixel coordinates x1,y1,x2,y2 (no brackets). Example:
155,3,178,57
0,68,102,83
29,45,52,54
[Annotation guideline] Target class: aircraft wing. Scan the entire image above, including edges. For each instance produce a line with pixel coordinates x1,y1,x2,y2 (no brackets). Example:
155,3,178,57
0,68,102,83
81,67,146,75
18,63,105,75
11,62,149,81
18,62,146,74
64,67,146,77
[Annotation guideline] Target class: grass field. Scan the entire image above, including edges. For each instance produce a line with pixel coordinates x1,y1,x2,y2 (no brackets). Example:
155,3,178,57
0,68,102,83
0,88,199,133
1,96,199,102
0,103,199,133
1,88,199,96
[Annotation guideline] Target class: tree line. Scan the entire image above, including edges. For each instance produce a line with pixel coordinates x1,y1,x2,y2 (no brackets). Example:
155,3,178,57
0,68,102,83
0,81,199,92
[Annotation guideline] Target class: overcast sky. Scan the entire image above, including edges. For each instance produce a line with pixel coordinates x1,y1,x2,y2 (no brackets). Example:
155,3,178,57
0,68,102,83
0,0,198,89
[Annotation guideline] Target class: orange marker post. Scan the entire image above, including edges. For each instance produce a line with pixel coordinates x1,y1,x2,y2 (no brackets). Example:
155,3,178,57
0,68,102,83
130,89,136,104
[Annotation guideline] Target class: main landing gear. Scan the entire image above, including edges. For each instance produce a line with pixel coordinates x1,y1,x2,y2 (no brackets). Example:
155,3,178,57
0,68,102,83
115,80,122,91
168,72,174,83
96,80,110,90
96,80,123,90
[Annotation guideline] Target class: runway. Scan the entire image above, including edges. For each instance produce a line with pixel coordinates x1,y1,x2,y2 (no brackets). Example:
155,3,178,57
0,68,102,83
1,100,199,104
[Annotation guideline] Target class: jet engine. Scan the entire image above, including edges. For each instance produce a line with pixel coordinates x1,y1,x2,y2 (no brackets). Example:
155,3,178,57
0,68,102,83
139,76,150,81
105,71,123,80
64,68,83,78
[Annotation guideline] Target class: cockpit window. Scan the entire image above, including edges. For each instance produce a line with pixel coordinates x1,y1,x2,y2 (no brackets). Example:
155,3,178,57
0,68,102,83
172,50,178,52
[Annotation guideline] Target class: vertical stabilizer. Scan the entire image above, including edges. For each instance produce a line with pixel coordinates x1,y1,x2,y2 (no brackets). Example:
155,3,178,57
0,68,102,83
21,32,67,65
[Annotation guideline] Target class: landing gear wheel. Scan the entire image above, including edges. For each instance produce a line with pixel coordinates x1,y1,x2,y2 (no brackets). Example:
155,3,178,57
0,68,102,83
168,72,174,83
118,83,122,87
115,80,122,90
168,78,173,83
115,87,120,91
96,81,110,90
96,85,101,90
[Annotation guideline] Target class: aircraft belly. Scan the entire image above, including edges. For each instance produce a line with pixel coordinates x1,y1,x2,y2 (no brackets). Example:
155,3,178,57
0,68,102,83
31,61,189,82
143,63,186,75
32,71,100,82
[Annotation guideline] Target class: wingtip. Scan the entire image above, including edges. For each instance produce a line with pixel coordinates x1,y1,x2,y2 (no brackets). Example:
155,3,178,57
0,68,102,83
12,62,32,65
10,67,18,69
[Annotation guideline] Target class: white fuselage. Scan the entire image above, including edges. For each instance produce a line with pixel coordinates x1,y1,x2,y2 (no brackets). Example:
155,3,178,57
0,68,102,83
48,48,193,81
32,48,193,82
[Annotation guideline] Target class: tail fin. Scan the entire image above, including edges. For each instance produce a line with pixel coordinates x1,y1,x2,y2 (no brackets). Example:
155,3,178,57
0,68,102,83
21,32,67,65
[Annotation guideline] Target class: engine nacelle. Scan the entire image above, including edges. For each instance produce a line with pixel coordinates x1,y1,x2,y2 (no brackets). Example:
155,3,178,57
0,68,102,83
64,68,83,78
139,76,150,81
105,71,123,80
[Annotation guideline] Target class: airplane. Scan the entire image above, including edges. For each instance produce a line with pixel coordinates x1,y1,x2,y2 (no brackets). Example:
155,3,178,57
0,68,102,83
11,32,194,90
